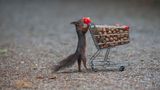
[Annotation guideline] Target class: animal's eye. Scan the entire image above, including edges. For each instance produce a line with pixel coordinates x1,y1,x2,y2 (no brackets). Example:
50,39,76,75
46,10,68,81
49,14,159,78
78,22,83,25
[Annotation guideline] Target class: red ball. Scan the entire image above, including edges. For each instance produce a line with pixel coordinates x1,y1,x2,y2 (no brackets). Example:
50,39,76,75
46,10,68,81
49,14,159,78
82,17,92,25
123,25,129,30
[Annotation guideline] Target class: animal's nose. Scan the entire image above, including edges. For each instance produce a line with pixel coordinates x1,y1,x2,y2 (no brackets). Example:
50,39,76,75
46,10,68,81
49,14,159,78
70,21,78,25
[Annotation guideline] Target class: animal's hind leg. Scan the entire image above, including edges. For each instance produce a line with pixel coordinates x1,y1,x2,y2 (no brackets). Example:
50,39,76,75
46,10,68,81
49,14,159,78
77,57,82,72
81,55,88,70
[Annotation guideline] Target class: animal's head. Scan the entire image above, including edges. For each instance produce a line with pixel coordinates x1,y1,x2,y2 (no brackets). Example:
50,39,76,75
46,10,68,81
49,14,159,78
71,17,92,33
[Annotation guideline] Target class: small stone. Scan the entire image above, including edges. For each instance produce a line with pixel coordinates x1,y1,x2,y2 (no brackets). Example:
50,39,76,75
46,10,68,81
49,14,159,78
21,61,25,64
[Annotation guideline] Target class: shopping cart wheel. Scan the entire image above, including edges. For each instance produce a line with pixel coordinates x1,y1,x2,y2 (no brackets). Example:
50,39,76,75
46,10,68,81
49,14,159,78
93,69,97,72
119,66,125,71
91,67,97,72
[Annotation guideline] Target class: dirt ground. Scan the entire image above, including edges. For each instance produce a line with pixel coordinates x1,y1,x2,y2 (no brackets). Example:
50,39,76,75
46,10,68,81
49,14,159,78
0,0,160,90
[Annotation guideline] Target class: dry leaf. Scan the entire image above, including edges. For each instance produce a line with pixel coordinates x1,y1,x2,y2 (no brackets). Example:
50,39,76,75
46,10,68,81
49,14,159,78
49,76,56,79
48,75,57,79
36,76,44,79
15,80,32,88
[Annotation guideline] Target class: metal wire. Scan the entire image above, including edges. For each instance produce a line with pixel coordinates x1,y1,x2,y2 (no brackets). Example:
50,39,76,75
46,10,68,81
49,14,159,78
103,48,111,65
90,50,101,69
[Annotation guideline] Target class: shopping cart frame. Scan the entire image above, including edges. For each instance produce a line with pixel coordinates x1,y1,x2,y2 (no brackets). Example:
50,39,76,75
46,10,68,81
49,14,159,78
89,24,129,71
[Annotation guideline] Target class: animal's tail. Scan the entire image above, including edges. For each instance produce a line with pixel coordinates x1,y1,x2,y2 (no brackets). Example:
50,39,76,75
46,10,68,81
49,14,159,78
53,53,78,72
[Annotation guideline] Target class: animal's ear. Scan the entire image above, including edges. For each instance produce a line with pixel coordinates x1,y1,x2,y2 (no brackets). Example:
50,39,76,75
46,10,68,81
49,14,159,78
70,21,78,25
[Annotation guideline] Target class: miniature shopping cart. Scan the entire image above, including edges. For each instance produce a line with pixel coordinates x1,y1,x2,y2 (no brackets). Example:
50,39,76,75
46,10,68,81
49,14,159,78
89,23,130,71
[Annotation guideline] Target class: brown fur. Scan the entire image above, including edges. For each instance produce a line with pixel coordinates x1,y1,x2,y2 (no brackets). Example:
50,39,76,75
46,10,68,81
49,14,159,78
53,19,89,72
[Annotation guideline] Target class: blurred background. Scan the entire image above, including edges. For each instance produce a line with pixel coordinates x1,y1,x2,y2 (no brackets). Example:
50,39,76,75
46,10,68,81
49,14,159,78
0,0,160,51
0,0,160,90
0,0,160,41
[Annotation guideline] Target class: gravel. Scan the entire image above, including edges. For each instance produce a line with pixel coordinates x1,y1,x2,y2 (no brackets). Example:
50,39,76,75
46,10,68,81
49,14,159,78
0,0,160,90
